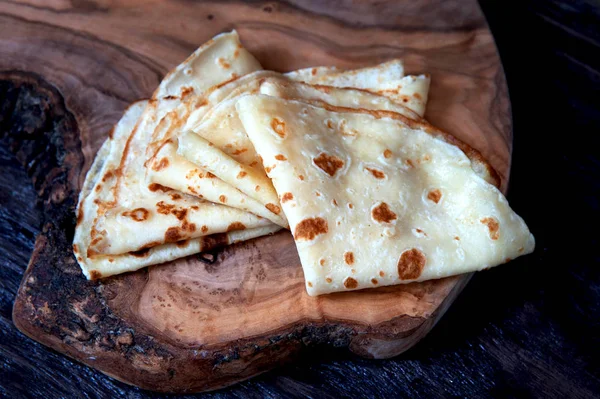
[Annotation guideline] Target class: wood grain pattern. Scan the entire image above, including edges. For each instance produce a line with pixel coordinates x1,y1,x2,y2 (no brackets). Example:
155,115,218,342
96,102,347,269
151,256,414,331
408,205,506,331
1,0,511,393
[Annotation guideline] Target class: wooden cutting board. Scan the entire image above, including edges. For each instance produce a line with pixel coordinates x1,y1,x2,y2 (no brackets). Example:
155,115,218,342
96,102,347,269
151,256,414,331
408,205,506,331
2,0,511,393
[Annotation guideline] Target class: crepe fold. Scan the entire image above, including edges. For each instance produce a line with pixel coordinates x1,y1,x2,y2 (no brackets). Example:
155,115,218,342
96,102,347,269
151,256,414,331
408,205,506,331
176,67,430,221
74,32,282,279
235,93,535,296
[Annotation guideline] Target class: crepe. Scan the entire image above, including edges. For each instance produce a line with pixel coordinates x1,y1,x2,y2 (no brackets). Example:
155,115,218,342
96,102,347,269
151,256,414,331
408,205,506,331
147,71,290,227
73,100,280,279
177,72,429,223
236,94,535,296
286,60,430,117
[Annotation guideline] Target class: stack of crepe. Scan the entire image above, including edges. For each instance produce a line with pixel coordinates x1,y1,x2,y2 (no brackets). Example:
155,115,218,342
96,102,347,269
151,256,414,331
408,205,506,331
74,31,534,296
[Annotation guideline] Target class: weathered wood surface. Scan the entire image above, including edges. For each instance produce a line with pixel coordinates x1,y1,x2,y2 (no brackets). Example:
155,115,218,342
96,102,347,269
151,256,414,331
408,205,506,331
5,0,596,396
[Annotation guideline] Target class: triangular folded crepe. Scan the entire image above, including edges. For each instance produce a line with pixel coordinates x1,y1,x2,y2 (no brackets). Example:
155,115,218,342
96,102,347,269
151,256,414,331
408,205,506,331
146,70,290,227
286,60,429,117
177,74,429,222
236,94,535,296
74,100,280,279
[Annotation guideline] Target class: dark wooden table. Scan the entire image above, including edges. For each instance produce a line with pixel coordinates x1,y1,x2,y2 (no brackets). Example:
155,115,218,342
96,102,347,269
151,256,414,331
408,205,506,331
1,0,598,398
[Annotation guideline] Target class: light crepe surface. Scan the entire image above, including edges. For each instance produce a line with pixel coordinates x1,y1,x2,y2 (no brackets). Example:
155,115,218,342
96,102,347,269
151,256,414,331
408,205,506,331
177,67,429,221
73,32,281,279
237,94,535,296
73,100,279,279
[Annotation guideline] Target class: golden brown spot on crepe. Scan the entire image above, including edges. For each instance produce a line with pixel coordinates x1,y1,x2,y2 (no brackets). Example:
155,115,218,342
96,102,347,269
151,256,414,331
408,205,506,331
208,142,214,147
249,161,258,167
90,270,102,280
379,271,385,277
311,68,317,75
176,240,190,248
148,183,171,192
217,57,230,69
401,95,409,103
294,217,328,241
384,149,392,158
348,203,354,209
72,244,79,253
237,171,247,179
481,217,500,240
254,185,261,192
108,258,114,263
320,258,326,266
170,193,182,200
423,154,431,161
131,247,151,257
275,154,287,161
315,192,321,197
102,170,114,182
326,277,332,283
332,199,338,206
519,247,524,253
366,167,385,179
201,225,208,233
326,119,334,129
156,201,175,215
344,252,354,265
371,278,378,285
191,206,199,211
298,174,305,181
233,49,240,58
271,117,286,138
307,282,313,288
427,189,442,204
413,92,422,99
455,236,460,240
344,277,358,289
180,86,194,98
227,222,247,232
406,159,414,168
313,152,344,177
397,248,426,280
164,95,177,100
95,184,102,192
122,208,150,222
372,202,397,224
206,172,216,178
266,203,281,214
77,207,84,226
195,99,208,109
219,195,227,203
172,208,187,221
152,157,169,171
187,186,198,195
232,148,248,155
165,227,184,242
265,166,273,173
281,192,294,203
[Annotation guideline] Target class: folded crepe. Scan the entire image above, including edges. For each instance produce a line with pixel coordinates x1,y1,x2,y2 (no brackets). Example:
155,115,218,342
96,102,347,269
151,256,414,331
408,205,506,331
176,69,429,222
285,61,430,117
73,32,283,279
236,94,535,296
146,70,290,227
73,100,279,279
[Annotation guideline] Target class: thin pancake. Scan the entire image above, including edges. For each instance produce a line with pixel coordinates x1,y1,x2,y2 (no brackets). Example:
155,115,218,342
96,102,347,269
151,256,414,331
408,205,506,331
80,31,274,258
236,95,534,296
178,74,429,219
